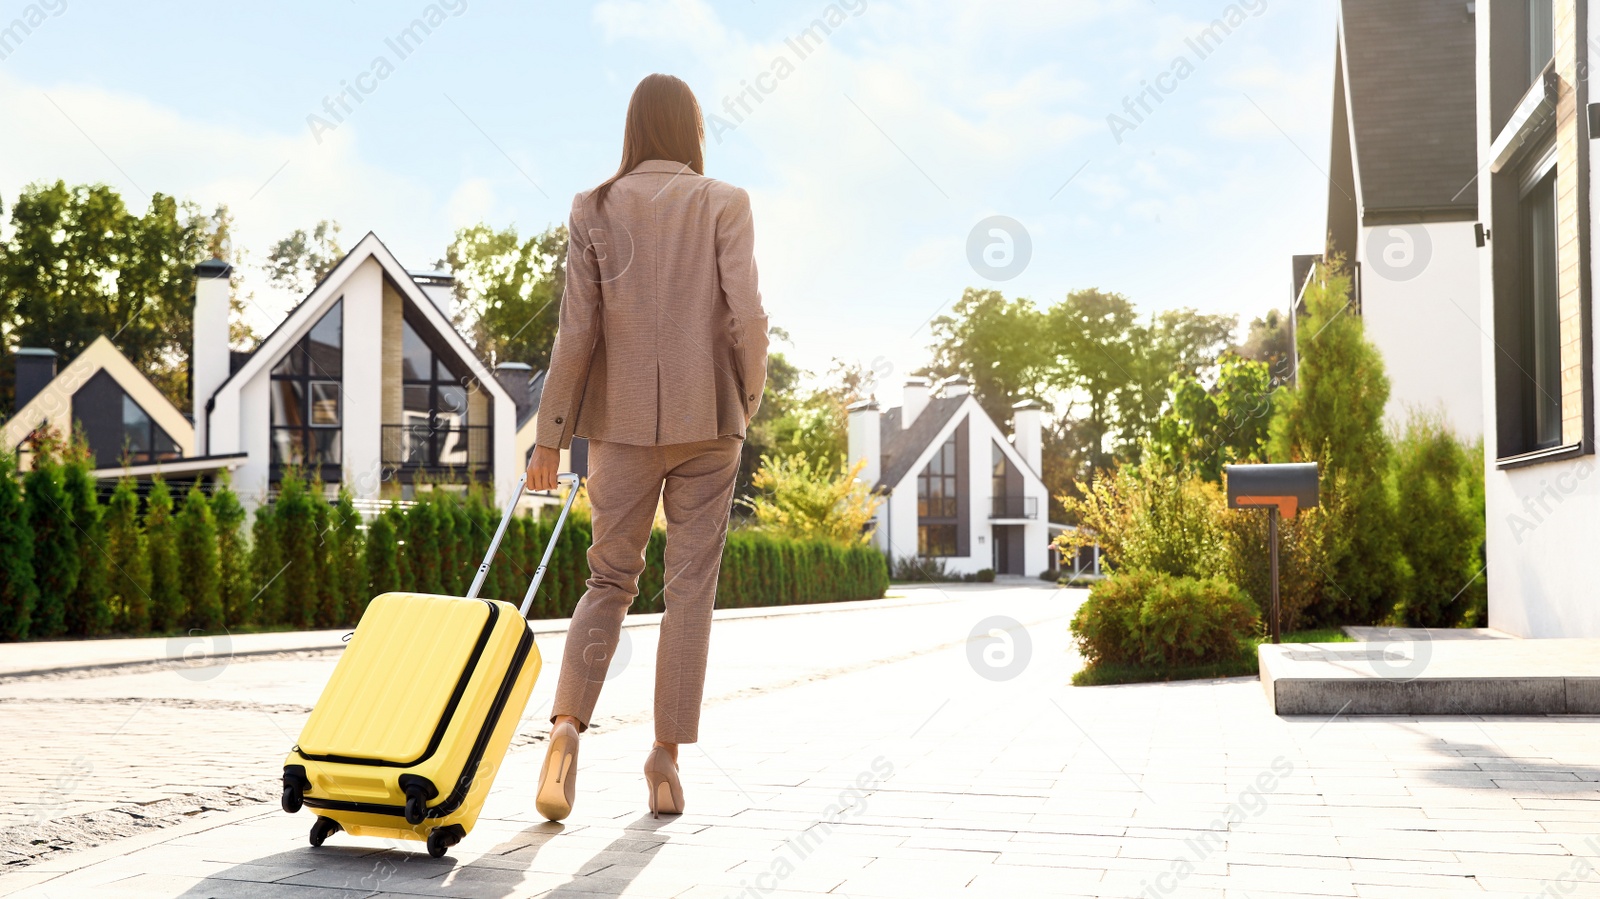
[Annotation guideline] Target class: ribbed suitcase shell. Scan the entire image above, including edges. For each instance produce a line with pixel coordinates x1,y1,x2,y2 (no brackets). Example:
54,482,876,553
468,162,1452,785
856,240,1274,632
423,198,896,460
283,592,540,844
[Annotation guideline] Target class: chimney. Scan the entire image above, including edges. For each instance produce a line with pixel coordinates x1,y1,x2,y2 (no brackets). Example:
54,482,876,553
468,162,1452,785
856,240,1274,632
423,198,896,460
847,398,882,487
13,348,57,412
941,375,972,398
494,361,534,423
192,258,233,450
1011,398,1045,477
901,376,931,428
411,271,457,316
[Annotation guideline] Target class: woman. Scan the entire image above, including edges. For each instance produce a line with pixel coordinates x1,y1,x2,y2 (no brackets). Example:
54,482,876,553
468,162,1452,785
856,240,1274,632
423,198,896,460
525,73,768,821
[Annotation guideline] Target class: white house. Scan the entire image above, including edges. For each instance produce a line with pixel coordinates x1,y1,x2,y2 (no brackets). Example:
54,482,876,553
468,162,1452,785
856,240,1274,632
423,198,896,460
194,232,527,509
1294,0,1483,439
1474,0,1600,637
848,376,1051,577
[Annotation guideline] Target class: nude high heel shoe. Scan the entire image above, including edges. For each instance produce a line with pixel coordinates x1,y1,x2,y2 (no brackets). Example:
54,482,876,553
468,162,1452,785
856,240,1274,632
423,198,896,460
536,720,580,821
644,746,685,818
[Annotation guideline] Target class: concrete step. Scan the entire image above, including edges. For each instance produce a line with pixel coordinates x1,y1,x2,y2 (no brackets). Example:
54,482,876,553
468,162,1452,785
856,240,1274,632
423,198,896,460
1260,631,1600,715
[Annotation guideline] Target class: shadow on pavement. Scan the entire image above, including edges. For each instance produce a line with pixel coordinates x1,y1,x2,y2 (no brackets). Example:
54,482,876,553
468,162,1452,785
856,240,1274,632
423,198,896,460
170,813,675,897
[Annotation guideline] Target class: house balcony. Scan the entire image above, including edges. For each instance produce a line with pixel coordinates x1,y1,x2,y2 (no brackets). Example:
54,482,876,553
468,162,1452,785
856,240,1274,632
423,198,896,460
382,424,491,481
990,495,1037,519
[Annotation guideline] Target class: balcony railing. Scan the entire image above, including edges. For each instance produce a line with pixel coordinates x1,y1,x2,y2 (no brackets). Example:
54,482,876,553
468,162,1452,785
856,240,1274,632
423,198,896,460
381,424,491,477
990,495,1038,519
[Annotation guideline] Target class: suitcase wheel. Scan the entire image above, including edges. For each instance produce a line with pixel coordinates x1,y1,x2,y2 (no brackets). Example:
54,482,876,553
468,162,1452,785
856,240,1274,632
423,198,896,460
281,784,303,814
426,824,464,859
404,790,428,826
309,816,341,847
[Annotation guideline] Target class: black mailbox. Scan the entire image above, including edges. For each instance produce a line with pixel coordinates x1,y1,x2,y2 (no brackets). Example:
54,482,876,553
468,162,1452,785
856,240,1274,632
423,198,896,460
1225,463,1319,644
1225,463,1319,518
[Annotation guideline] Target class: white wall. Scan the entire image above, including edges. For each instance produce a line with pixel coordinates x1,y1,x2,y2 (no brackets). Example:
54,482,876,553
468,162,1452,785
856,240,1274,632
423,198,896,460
1358,220,1484,439
342,259,386,501
1477,4,1600,639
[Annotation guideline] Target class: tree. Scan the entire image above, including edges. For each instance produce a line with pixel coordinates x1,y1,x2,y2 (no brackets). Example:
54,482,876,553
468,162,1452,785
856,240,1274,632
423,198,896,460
1238,308,1294,385
1112,308,1237,463
739,453,882,545
24,444,77,638
333,490,365,624
251,499,284,625
1269,260,1399,625
177,485,222,630
61,447,111,636
312,492,342,628
0,182,211,408
265,220,344,295
738,347,805,498
1149,353,1275,482
440,222,566,367
276,473,319,629
104,477,151,634
928,288,1052,428
365,511,401,603
1046,289,1139,476
145,477,183,632
211,476,251,627
0,454,39,641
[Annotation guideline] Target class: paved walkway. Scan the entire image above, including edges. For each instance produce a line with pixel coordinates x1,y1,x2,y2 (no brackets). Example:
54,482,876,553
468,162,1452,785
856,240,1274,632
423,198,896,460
4,583,1600,898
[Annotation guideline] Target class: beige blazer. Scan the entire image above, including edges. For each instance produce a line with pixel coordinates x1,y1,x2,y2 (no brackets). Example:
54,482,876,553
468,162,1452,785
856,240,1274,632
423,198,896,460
535,160,769,449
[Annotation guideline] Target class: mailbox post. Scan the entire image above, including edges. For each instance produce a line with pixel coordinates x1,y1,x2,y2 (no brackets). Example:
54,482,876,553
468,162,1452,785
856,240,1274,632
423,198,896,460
1224,463,1319,644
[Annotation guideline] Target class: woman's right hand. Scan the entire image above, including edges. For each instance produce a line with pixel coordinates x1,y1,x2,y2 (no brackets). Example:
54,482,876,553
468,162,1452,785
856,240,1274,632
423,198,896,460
527,445,561,492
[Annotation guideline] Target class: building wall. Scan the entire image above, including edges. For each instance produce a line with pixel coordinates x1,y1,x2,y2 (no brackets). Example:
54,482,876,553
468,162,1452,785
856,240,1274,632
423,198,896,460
1480,0,1600,637
1358,220,1484,438
342,259,386,500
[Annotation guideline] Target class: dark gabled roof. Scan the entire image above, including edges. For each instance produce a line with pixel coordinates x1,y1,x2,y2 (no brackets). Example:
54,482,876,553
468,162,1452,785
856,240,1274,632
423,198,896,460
876,394,967,490
1337,0,1478,220
520,369,547,429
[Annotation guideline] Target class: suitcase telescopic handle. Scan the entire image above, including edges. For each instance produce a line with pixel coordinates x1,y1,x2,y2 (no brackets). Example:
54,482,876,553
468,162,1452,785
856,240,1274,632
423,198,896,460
464,471,581,618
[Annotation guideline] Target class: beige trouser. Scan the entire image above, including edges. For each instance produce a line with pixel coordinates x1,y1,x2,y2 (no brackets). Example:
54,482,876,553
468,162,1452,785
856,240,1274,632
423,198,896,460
551,437,742,744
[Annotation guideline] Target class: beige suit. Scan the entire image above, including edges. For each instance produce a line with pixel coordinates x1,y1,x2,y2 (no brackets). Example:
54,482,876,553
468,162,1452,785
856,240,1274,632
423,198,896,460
535,159,769,450
543,160,768,744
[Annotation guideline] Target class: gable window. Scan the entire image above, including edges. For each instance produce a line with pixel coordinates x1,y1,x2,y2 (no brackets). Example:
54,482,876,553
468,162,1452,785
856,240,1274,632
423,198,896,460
399,318,473,467
271,299,343,469
122,396,180,464
916,422,966,557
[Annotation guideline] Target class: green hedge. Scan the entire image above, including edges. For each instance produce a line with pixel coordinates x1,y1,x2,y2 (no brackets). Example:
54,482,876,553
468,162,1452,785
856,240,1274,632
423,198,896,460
1071,570,1261,671
0,463,889,640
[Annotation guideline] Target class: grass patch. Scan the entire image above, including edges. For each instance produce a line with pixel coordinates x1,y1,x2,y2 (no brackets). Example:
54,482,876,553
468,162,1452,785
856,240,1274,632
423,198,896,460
1071,628,1357,686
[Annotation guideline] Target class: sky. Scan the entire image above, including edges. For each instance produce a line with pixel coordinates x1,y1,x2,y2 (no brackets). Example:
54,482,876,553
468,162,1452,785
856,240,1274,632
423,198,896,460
0,0,1338,403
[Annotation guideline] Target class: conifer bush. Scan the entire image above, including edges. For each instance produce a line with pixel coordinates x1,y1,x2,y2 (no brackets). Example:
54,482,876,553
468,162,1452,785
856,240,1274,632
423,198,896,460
145,477,182,633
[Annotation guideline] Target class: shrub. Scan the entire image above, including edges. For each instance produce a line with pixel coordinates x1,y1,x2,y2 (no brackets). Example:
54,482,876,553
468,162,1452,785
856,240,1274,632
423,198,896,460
275,473,319,629
333,490,365,623
145,477,182,633
891,555,957,582
177,485,222,631
740,453,881,545
250,497,283,625
1389,414,1481,627
0,456,39,641
311,493,341,628
104,478,150,634
975,568,996,583
1071,570,1260,671
1056,458,1223,580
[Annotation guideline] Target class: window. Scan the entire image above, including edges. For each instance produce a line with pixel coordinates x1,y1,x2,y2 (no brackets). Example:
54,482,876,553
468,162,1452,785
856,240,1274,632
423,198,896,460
1528,0,1553,83
918,524,957,557
917,435,957,517
916,430,962,557
121,396,179,464
1521,171,1562,448
400,318,472,466
271,300,343,468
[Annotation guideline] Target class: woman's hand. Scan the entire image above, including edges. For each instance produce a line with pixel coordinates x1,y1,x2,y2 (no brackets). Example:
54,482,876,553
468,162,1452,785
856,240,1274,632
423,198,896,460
527,445,561,492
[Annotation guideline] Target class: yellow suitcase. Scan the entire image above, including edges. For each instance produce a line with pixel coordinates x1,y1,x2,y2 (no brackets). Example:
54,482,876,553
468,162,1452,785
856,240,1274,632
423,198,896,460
280,473,578,858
